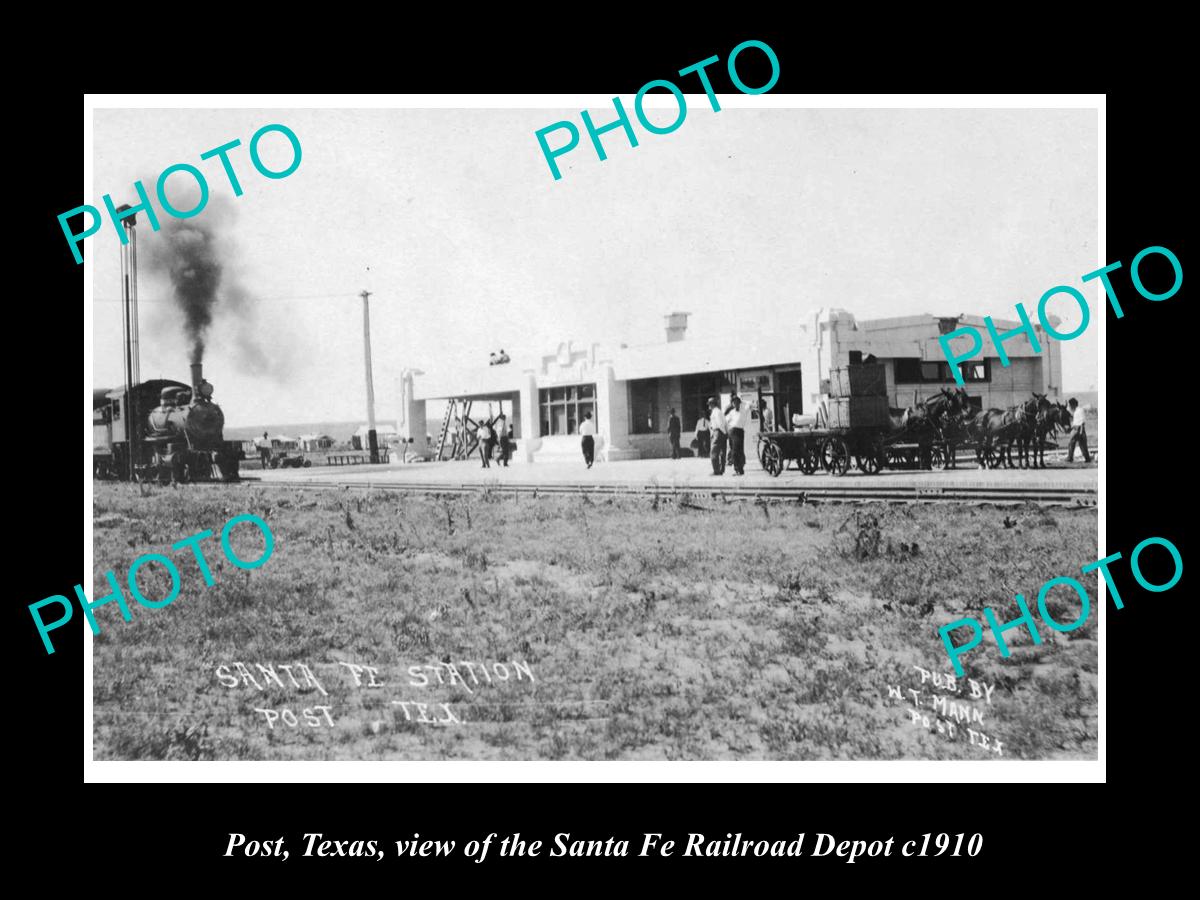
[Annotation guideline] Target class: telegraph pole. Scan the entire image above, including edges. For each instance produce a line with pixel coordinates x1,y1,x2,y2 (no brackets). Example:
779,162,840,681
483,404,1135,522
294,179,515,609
117,205,140,480
360,289,379,463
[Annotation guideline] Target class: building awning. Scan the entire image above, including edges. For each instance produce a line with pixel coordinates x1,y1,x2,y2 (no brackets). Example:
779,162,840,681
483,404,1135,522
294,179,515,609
412,365,524,401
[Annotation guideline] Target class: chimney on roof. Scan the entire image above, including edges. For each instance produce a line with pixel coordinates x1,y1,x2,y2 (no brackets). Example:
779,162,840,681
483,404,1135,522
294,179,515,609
665,311,691,343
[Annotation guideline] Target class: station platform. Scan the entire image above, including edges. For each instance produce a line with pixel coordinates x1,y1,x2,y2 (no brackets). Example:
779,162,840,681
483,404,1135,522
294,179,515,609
250,454,1099,494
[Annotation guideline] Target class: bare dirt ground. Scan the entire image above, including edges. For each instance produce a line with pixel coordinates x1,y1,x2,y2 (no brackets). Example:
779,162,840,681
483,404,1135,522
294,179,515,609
91,482,1097,760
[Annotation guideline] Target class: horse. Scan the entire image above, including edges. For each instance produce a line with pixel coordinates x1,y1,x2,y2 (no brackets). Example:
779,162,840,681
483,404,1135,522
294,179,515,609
970,394,1044,468
1015,393,1053,468
1033,401,1072,467
885,388,967,467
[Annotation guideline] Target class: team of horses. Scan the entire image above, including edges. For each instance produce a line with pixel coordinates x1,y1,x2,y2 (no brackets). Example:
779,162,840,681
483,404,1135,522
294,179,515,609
888,388,1074,469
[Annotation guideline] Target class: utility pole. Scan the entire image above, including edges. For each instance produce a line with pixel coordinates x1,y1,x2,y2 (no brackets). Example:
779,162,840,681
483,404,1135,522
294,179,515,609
360,289,379,463
117,205,140,480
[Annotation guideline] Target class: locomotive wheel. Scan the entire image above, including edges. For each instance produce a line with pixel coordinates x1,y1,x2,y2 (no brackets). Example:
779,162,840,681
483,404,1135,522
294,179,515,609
761,441,784,477
798,447,819,475
821,436,851,477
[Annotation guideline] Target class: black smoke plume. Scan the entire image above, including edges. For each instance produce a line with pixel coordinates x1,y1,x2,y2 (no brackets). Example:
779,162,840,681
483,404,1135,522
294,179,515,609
148,219,221,363
142,193,296,378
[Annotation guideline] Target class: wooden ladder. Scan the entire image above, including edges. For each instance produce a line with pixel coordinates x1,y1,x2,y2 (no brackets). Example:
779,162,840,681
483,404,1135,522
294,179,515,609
435,399,458,461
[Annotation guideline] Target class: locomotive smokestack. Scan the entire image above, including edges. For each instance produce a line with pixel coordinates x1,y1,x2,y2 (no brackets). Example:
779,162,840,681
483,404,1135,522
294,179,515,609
190,362,203,392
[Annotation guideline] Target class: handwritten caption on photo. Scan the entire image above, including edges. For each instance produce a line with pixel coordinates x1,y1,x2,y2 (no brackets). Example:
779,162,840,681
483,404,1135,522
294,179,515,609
884,665,1003,755
214,658,537,729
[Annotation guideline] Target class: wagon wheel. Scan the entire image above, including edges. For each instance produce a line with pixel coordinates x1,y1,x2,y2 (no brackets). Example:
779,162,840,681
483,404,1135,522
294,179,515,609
821,436,851,476
885,447,908,469
929,444,948,470
798,446,819,475
857,449,882,475
756,436,769,469
761,441,784,477
984,444,1004,469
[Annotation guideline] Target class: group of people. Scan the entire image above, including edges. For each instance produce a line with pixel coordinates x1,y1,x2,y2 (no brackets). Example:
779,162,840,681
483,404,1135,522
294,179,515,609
476,415,513,468
696,394,752,476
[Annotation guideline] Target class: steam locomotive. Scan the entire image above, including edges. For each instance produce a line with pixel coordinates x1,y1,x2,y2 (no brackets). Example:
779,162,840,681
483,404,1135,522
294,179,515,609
93,362,241,482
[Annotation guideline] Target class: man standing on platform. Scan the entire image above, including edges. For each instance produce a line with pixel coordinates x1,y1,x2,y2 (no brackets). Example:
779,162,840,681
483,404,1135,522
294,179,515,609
695,409,710,458
725,394,747,476
1066,398,1092,463
256,432,272,469
477,419,494,469
496,414,510,467
708,397,727,475
579,411,596,469
667,407,681,460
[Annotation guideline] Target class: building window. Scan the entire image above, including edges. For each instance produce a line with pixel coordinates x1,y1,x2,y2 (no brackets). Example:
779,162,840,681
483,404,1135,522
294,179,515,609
680,372,724,424
894,357,990,384
629,378,659,434
957,360,990,383
112,399,121,421
539,384,595,436
894,359,922,383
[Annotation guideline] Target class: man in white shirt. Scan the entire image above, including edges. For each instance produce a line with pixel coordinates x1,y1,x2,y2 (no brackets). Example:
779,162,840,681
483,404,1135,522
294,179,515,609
477,420,493,469
1066,398,1091,463
578,411,597,468
708,398,727,475
694,411,710,458
724,394,747,475
255,432,272,469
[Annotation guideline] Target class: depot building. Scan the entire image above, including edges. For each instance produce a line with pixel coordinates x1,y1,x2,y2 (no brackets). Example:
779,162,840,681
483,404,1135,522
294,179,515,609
397,309,1064,463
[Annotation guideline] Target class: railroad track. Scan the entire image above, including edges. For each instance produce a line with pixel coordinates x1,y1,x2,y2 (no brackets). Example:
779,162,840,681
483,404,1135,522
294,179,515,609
246,476,1097,507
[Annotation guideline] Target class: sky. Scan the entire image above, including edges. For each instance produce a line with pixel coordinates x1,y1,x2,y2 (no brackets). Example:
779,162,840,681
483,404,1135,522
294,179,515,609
91,105,1098,427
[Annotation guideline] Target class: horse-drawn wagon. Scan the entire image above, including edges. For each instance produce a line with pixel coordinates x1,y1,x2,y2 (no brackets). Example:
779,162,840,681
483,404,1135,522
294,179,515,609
755,365,965,477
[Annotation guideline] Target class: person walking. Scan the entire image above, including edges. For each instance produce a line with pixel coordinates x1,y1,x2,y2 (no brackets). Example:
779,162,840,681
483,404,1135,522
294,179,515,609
579,410,596,468
708,397,727,475
477,420,493,468
694,410,710,458
496,415,510,467
725,394,747,475
667,407,681,460
1066,398,1092,463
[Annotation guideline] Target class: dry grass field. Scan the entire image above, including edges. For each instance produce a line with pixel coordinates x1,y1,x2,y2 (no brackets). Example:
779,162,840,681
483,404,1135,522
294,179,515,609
91,482,1098,760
